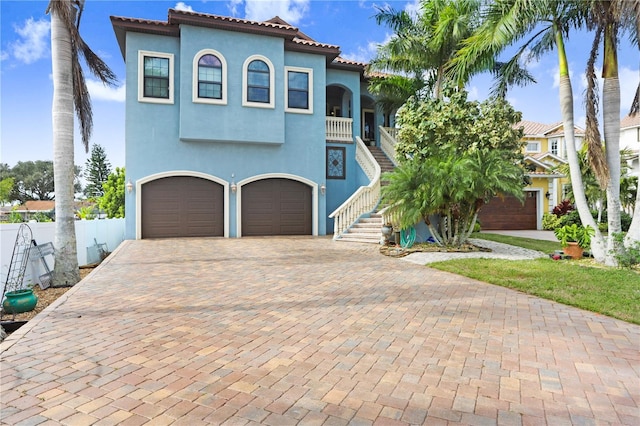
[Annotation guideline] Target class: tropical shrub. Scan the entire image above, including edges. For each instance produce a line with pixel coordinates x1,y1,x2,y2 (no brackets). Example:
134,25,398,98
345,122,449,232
542,212,562,230
383,87,525,247
554,224,595,249
611,233,640,269
552,199,574,217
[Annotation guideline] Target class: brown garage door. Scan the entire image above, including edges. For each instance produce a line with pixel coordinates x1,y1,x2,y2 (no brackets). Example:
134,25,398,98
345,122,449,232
477,193,537,230
141,176,224,238
242,178,312,236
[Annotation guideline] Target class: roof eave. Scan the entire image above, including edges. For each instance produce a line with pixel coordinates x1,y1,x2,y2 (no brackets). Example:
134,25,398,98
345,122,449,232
111,16,179,59
168,9,298,40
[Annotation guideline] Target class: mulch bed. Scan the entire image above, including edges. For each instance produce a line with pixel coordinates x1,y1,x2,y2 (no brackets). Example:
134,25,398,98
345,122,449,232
380,242,492,257
1,266,95,325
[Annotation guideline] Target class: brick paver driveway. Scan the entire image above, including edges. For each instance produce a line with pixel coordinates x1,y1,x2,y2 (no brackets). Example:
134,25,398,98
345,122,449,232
1,237,638,425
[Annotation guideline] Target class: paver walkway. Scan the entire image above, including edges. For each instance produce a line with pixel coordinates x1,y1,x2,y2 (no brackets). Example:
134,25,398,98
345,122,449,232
1,237,638,425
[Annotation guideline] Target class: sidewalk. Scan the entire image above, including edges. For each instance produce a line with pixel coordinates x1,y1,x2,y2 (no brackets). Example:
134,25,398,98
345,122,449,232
481,230,558,242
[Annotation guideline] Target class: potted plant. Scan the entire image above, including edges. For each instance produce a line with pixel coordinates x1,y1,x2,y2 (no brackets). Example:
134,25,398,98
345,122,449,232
553,224,595,259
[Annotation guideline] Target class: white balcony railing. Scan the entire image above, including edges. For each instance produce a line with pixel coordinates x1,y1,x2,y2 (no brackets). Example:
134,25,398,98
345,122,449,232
326,117,353,142
379,126,399,166
328,137,381,238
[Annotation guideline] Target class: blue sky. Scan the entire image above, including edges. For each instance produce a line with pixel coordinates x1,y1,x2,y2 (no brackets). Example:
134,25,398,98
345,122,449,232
1,0,638,171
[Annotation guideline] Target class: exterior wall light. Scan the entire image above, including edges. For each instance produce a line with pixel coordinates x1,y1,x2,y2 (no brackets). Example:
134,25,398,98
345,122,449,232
545,191,550,199
230,174,237,193
320,183,326,195
126,179,133,193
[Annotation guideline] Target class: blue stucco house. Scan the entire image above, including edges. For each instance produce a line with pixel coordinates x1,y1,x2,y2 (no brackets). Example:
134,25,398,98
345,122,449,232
111,9,395,240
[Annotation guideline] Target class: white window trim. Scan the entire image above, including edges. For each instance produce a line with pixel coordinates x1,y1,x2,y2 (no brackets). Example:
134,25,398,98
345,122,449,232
242,55,275,109
192,48,227,105
525,141,541,153
284,66,313,114
549,138,559,155
138,50,174,104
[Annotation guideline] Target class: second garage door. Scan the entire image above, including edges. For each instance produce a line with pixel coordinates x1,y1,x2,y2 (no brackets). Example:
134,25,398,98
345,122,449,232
141,176,224,238
241,178,312,236
477,193,537,230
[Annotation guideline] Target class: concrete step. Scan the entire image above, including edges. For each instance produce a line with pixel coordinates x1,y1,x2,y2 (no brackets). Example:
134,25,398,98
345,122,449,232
337,234,381,244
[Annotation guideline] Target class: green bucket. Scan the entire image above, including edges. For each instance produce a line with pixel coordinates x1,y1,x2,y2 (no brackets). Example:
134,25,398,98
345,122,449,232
2,289,38,314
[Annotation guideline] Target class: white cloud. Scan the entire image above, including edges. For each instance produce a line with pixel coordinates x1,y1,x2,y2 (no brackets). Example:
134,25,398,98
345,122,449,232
404,0,422,18
342,33,393,64
620,65,639,115
87,80,126,102
228,0,243,16
174,2,194,12
10,18,50,64
467,86,479,100
577,65,638,115
238,0,310,25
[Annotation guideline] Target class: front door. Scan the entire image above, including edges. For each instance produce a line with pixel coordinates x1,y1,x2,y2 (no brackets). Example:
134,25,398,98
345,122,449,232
362,110,375,142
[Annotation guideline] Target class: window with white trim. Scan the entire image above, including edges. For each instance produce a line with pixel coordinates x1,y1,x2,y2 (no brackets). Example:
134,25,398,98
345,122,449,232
525,141,540,153
550,138,559,155
242,55,274,108
285,66,313,113
193,49,227,104
138,50,174,104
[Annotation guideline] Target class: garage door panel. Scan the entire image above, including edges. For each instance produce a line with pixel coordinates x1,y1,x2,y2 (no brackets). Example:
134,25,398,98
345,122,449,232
142,176,224,238
242,178,312,236
477,193,537,230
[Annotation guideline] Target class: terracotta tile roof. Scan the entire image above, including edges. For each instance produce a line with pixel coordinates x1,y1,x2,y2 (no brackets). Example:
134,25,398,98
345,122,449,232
170,9,297,32
22,200,55,211
517,120,550,136
112,10,342,61
516,120,585,137
621,114,640,129
291,37,339,50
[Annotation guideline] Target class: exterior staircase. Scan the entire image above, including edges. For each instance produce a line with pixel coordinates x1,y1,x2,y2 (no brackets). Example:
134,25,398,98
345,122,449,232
336,212,383,243
367,146,396,176
336,145,396,244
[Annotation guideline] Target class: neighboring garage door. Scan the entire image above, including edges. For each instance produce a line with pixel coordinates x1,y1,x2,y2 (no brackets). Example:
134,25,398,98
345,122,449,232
141,176,224,238
477,193,537,230
242,178,312,236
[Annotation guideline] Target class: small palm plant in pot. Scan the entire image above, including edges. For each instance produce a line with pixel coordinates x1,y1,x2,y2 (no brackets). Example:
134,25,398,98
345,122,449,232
554,224,595,259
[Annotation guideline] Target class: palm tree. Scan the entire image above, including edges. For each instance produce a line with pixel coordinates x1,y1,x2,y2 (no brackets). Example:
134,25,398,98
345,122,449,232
449,0,616,262
583,0,640,250
370,0,483,99
47,0,117,286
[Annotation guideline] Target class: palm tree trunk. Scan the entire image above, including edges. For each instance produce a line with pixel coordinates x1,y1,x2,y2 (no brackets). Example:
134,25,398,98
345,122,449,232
51,6,80,286
602,25,622,265
625,183,640,246
554,28,606,262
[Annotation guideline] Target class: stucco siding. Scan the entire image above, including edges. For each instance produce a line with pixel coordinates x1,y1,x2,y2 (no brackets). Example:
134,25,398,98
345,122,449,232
178,26,285,144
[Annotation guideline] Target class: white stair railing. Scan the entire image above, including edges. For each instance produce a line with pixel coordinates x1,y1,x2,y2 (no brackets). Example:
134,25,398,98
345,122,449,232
326,117,353,142
328,137,381,239
379,126,399,165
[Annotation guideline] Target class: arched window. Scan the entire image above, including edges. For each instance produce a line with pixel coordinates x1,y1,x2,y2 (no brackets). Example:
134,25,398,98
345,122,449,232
193,49,227,104
247,60,270,103
243,56,274,108
198,54,222,99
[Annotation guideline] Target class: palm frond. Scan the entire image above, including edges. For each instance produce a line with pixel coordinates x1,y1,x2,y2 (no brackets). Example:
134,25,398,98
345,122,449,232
583,26,609,188
47,0,118,151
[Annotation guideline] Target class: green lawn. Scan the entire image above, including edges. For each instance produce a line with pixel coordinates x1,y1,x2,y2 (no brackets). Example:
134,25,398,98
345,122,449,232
472,232,562,253
429,234,640,324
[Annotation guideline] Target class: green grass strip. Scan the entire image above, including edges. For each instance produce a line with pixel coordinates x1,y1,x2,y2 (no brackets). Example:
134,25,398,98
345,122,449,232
430,257,640,324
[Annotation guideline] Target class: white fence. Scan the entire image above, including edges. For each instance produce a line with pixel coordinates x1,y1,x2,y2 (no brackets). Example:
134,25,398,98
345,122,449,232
1,219,125,291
